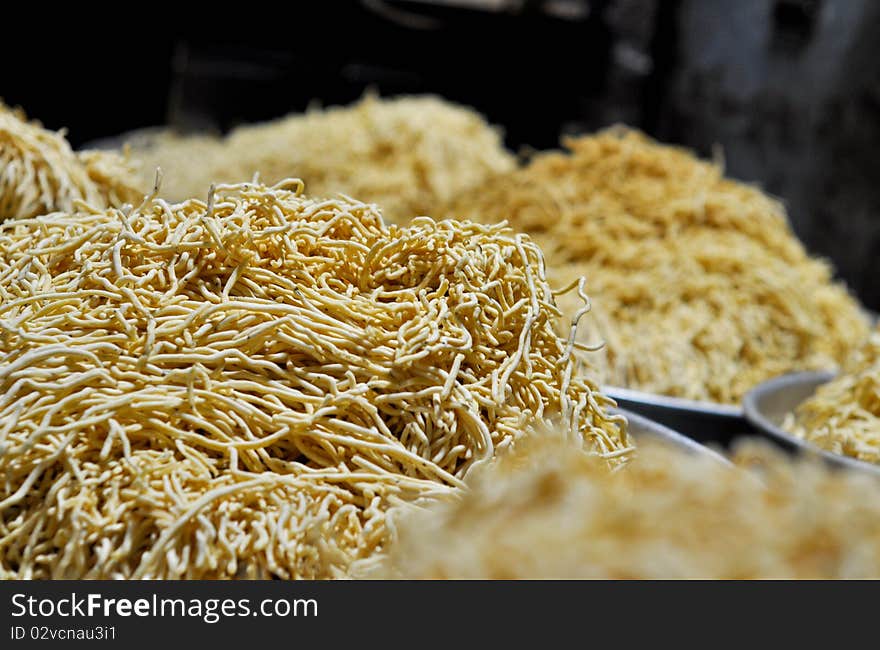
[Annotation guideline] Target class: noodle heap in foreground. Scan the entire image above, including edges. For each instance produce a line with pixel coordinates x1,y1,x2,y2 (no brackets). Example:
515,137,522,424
0,179,629,579
785,331,880,464
127,95,516,223
445,128,868,403
0,103,142,220
375,434,880,579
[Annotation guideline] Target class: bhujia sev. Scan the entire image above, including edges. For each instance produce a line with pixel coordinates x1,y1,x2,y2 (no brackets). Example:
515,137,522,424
784,330,880,465
77,149,144,211
443,127,869,404
0,102,142,220
0,177,630,579
375,432,880,579
124,94,516,223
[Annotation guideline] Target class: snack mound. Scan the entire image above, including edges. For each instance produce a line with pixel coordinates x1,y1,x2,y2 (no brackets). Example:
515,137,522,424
0,179,628,579
445,128,869,403
785,331,880,464
376,434,880,579
0,103,142,219
127,94,516,223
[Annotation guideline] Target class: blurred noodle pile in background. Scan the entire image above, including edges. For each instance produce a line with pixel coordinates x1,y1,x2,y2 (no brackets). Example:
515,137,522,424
126,94,516,223
445,128,869,403
0,103,141,220
786,330,880,464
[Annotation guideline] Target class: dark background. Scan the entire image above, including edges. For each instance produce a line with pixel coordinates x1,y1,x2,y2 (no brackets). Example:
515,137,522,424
3,0,879,307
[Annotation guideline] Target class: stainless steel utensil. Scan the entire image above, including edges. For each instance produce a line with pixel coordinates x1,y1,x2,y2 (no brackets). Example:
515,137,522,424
605,386,750,447
742,370,880,475
614,408,730,465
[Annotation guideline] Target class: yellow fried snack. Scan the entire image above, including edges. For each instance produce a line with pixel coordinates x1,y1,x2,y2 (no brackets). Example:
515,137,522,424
0,102,141,219
376,433,880,579
445,128,868,403
785,331,880,464
0,179,628,579
128,94,515,223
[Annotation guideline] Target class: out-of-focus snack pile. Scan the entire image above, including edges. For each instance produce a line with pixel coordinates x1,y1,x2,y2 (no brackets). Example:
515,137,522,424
125,95,516,224
785,331,880,465
374,433,880,579
444,129,869,404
